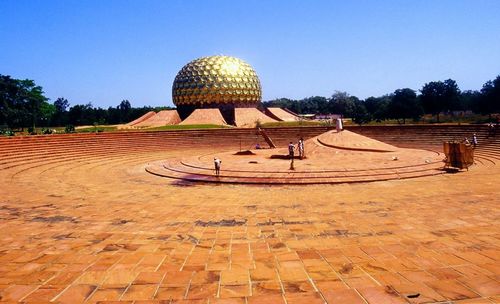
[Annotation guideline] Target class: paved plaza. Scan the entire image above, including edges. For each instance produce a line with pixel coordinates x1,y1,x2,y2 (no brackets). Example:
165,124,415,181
0,138,499,303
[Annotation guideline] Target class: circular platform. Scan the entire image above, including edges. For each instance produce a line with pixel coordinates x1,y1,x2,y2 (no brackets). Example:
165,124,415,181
145,130,445,184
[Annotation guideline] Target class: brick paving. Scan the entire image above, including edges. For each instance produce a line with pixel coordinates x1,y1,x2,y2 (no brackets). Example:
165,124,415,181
0,131,499,303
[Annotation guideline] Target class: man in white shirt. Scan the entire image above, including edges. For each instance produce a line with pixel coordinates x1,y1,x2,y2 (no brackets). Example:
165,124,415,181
214,157,222,176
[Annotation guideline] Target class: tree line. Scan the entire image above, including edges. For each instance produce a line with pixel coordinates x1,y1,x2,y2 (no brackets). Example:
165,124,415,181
0,74,171,131
1,73,499,131
263,76,500,124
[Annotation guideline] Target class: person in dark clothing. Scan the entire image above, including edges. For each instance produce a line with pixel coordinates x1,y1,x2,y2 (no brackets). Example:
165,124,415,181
288,142,295,159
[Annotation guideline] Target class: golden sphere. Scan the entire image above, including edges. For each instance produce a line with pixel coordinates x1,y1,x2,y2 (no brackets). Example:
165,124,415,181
172,55,262,107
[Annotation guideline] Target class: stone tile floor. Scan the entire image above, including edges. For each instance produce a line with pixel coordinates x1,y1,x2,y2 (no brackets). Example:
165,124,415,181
0,148,498,303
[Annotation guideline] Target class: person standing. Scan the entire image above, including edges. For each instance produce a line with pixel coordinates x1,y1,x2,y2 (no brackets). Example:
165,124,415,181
288,142,295,170
298,138,305,159
288,142,295,159
472,133,478,148
488,123,494,138
214,157,222,176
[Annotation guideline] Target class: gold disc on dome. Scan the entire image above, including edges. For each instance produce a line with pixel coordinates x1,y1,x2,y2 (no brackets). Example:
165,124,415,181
172,55,262,107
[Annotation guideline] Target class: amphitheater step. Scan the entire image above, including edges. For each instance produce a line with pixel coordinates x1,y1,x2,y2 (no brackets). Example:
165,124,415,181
145,158,446,185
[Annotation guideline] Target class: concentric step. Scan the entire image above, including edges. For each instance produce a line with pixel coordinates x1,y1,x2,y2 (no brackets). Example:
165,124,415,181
145,156,446,185
144,128,456,184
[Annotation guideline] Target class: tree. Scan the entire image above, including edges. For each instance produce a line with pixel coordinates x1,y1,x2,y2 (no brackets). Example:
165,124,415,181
54,97,69,112
300,96,328,114
93,107,108,125
478,75,500,118
461,90,481,113
118,99,132,122
18,79,48,130
443,79,461,111
68,103,95,126
328,91,355,116
39,101,56,127
421,81,445,122
387,88,423,124
420,79,461,122
364,96,390,121
351,99,370,125
0,75,22,128
52,97,70,126
0,75,48,130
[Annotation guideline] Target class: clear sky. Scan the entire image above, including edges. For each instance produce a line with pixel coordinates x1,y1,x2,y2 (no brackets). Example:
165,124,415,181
1,0,499,108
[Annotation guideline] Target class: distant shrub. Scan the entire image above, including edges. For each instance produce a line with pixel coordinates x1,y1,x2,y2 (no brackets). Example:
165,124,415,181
28,127,37,135
65,125,75,133
0,126,15,136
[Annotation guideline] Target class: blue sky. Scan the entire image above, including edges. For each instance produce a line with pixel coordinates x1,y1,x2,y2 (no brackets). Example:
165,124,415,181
1,0,499,108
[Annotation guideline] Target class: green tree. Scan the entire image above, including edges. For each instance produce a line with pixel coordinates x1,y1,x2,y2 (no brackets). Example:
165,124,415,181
301,96,328,114
387,88,423,124
351,99,370,125
421,81,445,122
39,101,56,127
461,90,481,113
118,99,132,122
0,75,22,128
443,79,461,111
0,75,48,130
18,79,48,130
328,91,355,116
364,96,390,121
478,75,500,118
420,79,461,122
68,103,95,125
52,97,70,126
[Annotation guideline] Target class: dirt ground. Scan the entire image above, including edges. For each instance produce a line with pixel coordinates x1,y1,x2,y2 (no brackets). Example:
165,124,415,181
0,147,499,303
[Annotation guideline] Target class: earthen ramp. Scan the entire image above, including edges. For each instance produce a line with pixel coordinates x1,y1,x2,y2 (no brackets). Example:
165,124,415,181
267,107,300,121
127,111,156,126
134,110,181,127
234,108,277,127
313,129,399,152
180,108,227,125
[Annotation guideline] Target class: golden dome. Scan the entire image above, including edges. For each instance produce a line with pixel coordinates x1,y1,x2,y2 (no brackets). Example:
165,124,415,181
172,55,262,106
